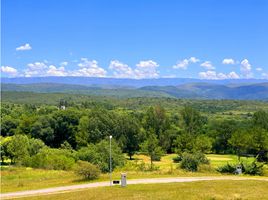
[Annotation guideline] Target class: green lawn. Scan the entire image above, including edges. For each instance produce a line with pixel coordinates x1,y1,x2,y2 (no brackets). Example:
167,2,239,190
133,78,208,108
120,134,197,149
1,154,267,193
19,180,268,200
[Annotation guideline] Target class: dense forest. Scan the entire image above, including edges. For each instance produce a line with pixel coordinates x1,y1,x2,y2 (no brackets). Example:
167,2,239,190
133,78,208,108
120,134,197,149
1,92,268,175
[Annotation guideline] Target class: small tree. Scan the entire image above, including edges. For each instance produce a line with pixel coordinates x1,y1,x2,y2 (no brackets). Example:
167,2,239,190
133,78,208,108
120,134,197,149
140,133,163,169
75,161,101,180
229,130,251,161
6,134,30,164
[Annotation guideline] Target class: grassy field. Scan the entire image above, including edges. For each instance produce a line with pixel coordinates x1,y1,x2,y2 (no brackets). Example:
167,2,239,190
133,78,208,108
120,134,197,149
1,154,267,193
18,180,268,200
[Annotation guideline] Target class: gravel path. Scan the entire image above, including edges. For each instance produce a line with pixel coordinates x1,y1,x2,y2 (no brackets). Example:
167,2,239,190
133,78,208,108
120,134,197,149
1,176,268,199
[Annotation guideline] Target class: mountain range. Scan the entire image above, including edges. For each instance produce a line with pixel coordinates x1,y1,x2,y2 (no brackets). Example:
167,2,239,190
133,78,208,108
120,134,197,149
1,77,268,100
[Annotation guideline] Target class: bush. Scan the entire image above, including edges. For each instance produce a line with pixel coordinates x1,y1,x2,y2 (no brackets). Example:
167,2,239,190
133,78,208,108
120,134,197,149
180,153,199,172
152,154,162,161
242,161,264,175
172,156,182,163
75,161,101,180
217,163,237,174
217,161,264,175
180,152,210,172
194,152,210,164
77,140,125,173
25,147,75,170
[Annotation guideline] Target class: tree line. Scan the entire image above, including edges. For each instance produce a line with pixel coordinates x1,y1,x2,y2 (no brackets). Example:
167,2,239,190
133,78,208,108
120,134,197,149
1,101,268,171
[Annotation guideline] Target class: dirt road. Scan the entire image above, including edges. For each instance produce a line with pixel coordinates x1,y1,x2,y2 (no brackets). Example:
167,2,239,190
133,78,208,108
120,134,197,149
2,176,268,199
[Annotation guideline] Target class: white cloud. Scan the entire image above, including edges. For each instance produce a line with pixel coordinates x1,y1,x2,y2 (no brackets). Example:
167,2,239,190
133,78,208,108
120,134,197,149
25,62,47,77
46,65,67,76
222,58,235,65
109,60,134,78
72,58,107,77
173,57,200,70
200,61,215,70
1,66,18,76
261,73,268,79
199,71,218,79
256,67,263,71
60,61,68,66
240,59,253,78
16,43,32,51
135,60,159,78
199,71,240,79
109,59,159,79
24,62,67,77
173,59,189,70
228,71,240,79
189,57,200,63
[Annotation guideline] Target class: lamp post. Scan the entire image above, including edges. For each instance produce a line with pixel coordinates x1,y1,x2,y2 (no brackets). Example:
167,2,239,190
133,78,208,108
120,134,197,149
109,135,112,186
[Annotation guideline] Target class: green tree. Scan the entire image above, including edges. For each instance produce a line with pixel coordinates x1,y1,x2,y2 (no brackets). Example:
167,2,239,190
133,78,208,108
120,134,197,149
28,138,46,156
208,119,239,154
252,110,268,130
175,132,195,155
6,134,30,164
228,130,252,161
31,116,55,146
181,106,205,135
115,114,141,159
77,139,125,172
76,109,117,146
194,135,212,153
52,109,80,148
0,116,18,136
140,133,163,169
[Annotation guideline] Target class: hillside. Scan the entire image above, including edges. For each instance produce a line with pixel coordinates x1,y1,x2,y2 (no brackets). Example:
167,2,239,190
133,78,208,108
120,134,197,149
2,81,268,100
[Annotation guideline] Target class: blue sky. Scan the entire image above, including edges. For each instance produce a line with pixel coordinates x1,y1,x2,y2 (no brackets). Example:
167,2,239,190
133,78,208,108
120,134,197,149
1,0,268,79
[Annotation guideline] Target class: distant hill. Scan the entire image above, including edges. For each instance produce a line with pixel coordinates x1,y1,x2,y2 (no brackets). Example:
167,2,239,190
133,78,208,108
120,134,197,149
1,83,172,98
1,76,267,87
1,81,268,100
140,82,268,100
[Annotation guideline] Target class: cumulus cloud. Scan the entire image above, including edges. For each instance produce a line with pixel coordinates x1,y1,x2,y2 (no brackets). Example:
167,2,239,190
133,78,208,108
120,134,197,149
200,61,215,70
189,57,200,63
199,71,239,79
222,58,235,65
24,62,68,77
173,57,200,70
72,58,107,77
46,65,67,76
16,43,32,51
135,60,159,78
60,61,68,66
261,73,268,79
109,59,159,79
25,62,47,77
109,60,134,78
256,67,263,71
240,59,253,78
1,66,18,76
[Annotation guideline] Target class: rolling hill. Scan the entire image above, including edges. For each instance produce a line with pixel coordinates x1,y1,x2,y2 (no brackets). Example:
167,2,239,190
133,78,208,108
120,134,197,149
1,81,268,100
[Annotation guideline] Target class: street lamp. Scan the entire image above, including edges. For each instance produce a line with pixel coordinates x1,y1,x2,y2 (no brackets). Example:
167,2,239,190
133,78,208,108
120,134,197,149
109,135,112,186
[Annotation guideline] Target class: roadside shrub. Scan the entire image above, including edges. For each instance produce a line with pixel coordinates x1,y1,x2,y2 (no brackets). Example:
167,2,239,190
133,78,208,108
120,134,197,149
217,161,264,175
180,152,210,172
75,161,101,180
217,163,236,174
180,153,199,172
242,161,264,175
